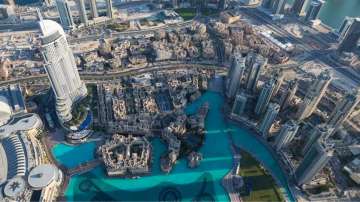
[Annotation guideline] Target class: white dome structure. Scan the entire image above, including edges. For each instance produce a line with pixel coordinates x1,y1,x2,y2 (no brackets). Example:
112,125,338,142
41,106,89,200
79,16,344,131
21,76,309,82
0,96,12,126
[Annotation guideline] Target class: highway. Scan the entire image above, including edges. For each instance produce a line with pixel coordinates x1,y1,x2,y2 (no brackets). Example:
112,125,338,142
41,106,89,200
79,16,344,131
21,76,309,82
0,61,227,87
236,6,360,85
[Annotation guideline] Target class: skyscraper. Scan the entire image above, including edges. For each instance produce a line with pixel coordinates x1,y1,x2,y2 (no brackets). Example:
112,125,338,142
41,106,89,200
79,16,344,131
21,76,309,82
255,78,276,115
296,70,332,120
272,69,285,97
338,18,360,52
259,103,280,137
245,54,266,93
275,120,299,151
77,0,88,25
270,0,286,14
327,89,360,133
226,54,246,99
55,0,75,30
38,19,87,123
279,79,298,110
338,17,356,40
89,0,98,19
106,0,114,19
304,0,324,22
231,93,248,118
292,0,311,16
302,124,333,155
295,140,334,185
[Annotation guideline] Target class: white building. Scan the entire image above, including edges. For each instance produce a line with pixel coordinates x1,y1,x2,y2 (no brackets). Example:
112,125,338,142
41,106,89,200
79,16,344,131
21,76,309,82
39,19,87,123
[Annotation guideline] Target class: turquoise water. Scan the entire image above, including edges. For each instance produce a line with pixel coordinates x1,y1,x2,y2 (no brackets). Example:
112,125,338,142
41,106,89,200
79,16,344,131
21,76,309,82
52,142,97,168
52,91,294,201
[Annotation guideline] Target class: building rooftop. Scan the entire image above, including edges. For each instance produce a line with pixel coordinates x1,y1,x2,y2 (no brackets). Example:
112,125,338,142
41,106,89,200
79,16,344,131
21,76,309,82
0,113,42,140
28,164,59,189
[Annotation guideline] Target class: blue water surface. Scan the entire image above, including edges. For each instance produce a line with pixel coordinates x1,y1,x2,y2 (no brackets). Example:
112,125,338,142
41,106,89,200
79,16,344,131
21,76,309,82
52,91,294,201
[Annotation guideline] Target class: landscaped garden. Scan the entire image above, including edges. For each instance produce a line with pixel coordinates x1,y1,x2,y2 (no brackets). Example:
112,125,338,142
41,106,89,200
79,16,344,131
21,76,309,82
238,150,285,202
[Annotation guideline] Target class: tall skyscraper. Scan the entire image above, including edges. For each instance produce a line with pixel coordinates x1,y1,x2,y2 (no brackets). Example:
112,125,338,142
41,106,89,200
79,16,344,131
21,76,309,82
259,103,280,137
275,120,299,151
338,17,356,40
296,70,332,120
338,18,360,52
55,0,75,30
304,0,324,22
106,0,114,19
231,93,248,118
279,79,298,110
270,0,286,14
327,89,360,133
226,54,246,99
89,0,98,19
302,124,333,155
77,0,88,25
272,69,285,97
292,0,311,16
255,78,276,115
38,19,87,123
245,54,266,93
295,140,334,185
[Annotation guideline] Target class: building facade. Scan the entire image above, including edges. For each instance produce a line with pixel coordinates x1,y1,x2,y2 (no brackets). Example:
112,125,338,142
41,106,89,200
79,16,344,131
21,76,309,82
226,54,246,99
292,0,311,16
279,79,298,110
39,19,87,123
304,0,324,22
275,120,299,151
302,124,333,155
55,0,75,30
338,18,360,52
296,70,332,120
231,92,248,118
295,140,334,185
327,89,360,133
77,0,88,25
259,103,280,137
255,78,276,115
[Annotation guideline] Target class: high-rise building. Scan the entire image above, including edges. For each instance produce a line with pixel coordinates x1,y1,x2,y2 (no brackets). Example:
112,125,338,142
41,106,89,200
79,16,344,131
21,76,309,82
38,19,87,123
338,18,360,52
77,0,88,25
105,0,114,19
296,70,332,120
338,17,356,40
272,69,285,97
255,78,276,115
304,0,324,22
279,79,298,110
270,0,286,14
226,54,246,99
292,0,311,16
231,93,248,118
327,89,360,133
295,140,334,185
302,124,333,155
245,54,266,93
275,120,299,151
259,103,280,137
55,0,75,30
89,0,98,19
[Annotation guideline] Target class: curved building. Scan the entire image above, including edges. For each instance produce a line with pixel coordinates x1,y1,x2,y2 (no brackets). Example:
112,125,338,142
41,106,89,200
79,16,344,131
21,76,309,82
38,19,87,123
0,96,12,126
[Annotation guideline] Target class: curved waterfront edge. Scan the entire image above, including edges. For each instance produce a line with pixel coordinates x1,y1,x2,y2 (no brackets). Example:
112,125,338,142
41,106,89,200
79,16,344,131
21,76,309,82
226,115,297,202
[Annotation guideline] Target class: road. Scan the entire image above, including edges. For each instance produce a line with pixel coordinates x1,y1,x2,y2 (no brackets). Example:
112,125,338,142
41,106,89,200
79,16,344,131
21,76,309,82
0,61,227,87
236,6,360,85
